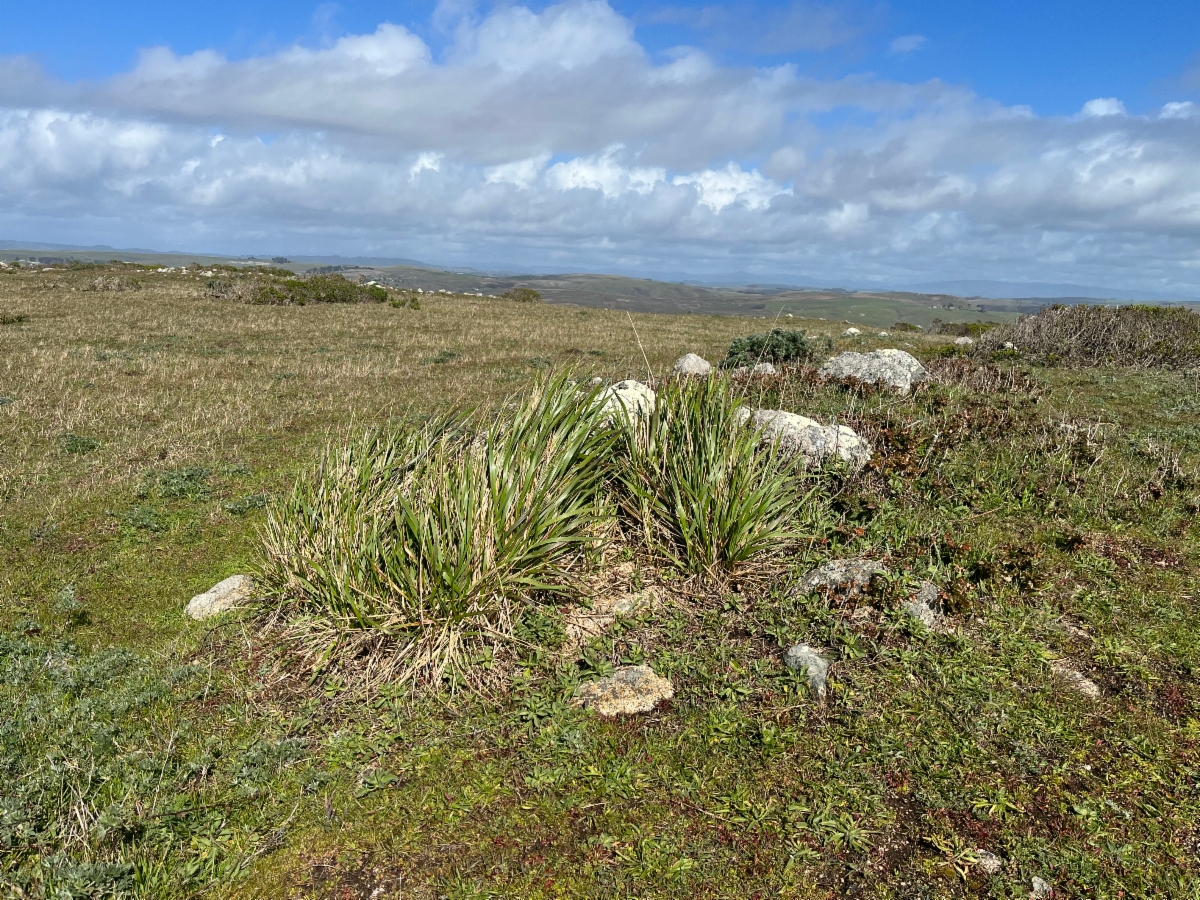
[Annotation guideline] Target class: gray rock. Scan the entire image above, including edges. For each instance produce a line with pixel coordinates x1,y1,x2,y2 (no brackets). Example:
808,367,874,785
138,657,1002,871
1030,876,1053,899
783,644,829,697
799,558,887,598
841,327,861,337
954,336,976,346
1051,660,1101,700
186,574,253,620
818,349,929,394
901,580,940,628
598,380,655,423
673,353,712,376
750,362,777,376
738,408,872,470
573,665,674,716
974,849,1003,875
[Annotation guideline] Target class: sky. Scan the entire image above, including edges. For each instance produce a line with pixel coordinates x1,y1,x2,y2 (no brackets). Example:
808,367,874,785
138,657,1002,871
1,1,1199,293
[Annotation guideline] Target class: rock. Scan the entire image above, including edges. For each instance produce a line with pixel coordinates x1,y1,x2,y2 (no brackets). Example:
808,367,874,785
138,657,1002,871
598,380,655,423
1003,341,1016,351
799,558,887,599
1051,660,1101,700
186,574,253,620
738,409,872,470
818,349,929,394
975,849,1003,875
877,331,890,337
785,313,794,318
1030,876,1053,899
901,581,940,629
783,644,829,697
564,589,655,648
573,665,674,716
954,336,976,346
841,327,861,337
750,362,777,376
673,353,712,376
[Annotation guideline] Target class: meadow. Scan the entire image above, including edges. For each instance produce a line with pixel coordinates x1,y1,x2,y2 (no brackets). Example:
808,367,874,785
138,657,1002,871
2,264,1199,899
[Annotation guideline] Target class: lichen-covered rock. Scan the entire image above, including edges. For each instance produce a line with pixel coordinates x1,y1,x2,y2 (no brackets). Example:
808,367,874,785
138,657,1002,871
1051,660,1101,700
902,580,941,628
738,408,872,470
186,574,253,620
975,850,1003,875
573,665,674,716
1030,876,1053,899
564,589,655,648
799,558,887,598
783,644,829,697
818,349,929,394
954,336,976,346
842,327,861,337
598,380,655,423
750,362,777,375
673,353,712,376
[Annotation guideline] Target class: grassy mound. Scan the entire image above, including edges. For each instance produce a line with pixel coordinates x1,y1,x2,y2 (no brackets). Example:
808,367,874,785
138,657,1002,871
977,303,1200,368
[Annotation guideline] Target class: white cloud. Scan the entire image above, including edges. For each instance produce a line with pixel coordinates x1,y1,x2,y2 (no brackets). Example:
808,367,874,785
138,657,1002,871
0,2,1198,296
1081,97,1127,118
889,34,927,54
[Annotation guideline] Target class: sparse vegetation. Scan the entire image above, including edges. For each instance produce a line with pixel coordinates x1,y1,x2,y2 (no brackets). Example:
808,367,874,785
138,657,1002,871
978,303,1200,368
501,287,542,303
720,327,833,369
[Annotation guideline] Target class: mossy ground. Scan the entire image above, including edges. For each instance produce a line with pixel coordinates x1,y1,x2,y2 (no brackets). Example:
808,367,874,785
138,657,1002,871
2,267,1199,898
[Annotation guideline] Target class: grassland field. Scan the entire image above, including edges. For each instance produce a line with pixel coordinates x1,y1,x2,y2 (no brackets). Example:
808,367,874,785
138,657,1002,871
2,265,1200,899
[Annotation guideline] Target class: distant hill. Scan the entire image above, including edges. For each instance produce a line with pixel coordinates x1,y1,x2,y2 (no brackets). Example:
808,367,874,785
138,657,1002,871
905,279,1198,303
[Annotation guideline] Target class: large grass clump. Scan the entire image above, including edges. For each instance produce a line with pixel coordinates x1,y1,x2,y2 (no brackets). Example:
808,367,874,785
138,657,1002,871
977,303,1200,368
721,328,832,369
259,375,616,685
614,376,804,573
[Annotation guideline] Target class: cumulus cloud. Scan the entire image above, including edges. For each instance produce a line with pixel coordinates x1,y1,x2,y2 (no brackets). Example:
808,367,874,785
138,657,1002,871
0,0,1199,295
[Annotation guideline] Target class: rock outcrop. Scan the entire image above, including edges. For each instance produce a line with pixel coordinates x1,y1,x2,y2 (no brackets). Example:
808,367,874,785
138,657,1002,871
738,409,872,470
818,349,929,394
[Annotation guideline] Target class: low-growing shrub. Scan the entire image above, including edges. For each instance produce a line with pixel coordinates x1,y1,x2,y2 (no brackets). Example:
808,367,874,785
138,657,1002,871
249,274,388,305
258,375,616,686
721,328,832,369
929,319,999,337
502,288,542,303
977,304,1200,368
614,376,804,572
891,321,924,333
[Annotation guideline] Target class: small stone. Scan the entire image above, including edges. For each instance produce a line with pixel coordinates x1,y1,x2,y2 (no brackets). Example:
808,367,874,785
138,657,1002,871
954,336,976,346
1030,876,1053,899
783,644,829,697
901,581,940,628
1051,660,1101,700
842,327,861,337
750,362,777,375
877,331,890,337
799,558,888,599
598,380,655,423
573,665,674,716
673,353,712,376
974,849,1003,875
186,574,253,620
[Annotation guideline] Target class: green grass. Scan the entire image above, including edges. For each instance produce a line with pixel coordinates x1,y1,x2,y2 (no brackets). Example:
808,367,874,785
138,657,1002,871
2,267,1200,899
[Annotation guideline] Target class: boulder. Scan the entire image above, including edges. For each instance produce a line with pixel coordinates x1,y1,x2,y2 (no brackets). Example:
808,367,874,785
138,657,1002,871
799,558,887,599
841,327,861,337
975,850,1003,875
783,645,829,697
738,409,872,470
186,574,253,620
1051,660,1101,700
673,353,712,376
750,362,777,376
954,336,976,346
573,665,674,716
598,380,655,423
818,349,929,394
901,580,941,629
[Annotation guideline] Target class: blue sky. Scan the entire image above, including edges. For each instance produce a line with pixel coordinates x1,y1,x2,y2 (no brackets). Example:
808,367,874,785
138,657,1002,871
1,0,1198,292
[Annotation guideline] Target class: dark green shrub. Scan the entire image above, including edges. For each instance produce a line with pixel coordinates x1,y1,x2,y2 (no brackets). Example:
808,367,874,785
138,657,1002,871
247,274,388,305
721,328,832,369
930,319,999,337
976,304,1200,368
891,322,923,333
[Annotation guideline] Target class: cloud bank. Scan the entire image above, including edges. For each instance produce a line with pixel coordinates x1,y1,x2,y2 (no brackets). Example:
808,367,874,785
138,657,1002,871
1,0,1199,294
